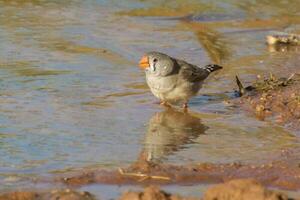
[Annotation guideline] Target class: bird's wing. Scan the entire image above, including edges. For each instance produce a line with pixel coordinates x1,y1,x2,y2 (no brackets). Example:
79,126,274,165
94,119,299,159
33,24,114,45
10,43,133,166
176,60,209,82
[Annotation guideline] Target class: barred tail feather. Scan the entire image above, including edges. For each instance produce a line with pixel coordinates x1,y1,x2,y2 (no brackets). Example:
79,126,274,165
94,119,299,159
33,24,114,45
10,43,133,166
204,64,223,73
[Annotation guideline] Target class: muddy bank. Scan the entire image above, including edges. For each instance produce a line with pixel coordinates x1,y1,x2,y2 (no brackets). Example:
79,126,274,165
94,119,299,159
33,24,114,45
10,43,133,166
0,179,295,200
235,73,300,130
51,153,300,191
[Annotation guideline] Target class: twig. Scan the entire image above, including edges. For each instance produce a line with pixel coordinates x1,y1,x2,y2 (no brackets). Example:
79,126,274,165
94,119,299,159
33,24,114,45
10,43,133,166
118,168,170,181
287,73,295,81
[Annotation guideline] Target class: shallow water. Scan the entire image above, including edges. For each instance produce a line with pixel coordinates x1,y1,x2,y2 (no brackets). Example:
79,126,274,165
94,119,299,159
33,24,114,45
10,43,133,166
0,0,299,197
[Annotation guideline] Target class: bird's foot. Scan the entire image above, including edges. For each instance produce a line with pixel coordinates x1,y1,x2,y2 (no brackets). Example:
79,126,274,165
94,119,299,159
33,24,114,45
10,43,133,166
160,101,172,108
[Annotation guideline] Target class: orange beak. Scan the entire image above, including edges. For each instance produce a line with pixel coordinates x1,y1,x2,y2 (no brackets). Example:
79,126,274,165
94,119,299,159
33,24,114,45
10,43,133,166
139,55,149,69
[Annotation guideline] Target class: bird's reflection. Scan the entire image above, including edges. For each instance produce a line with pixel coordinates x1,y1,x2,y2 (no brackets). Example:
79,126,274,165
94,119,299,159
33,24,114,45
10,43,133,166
141,108,207,163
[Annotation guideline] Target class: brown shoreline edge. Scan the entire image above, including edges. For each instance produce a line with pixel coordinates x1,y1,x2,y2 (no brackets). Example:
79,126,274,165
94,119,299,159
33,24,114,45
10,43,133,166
54,157,300,190
0,180,294,200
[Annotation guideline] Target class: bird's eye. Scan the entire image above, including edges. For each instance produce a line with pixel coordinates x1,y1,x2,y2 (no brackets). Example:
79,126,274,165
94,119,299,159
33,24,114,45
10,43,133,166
153,58,158,63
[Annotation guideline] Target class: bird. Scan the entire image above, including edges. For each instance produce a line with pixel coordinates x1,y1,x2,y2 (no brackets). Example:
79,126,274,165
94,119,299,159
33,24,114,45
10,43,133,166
139,51,223,109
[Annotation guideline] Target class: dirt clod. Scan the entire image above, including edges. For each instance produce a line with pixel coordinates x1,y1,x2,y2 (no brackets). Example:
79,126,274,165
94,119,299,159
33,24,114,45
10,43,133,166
203,179,291,200
266,32,300,45
0,189,95,200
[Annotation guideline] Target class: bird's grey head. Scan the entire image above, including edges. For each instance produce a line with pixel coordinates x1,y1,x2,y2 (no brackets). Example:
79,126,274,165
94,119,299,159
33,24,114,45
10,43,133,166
139,52,175,77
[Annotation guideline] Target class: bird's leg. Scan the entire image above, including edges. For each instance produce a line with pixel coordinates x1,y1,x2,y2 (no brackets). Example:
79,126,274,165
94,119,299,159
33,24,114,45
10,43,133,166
183,102,188,112
160,101,172,108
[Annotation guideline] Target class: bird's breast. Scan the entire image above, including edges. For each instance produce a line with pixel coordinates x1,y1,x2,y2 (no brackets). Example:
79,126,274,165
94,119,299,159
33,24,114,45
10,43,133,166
146,75,176,93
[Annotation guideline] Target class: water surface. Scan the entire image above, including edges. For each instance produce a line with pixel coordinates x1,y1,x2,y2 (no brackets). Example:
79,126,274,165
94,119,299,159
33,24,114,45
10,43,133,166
0,0,299,196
